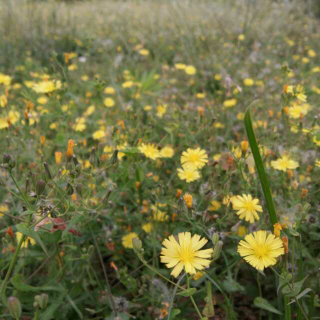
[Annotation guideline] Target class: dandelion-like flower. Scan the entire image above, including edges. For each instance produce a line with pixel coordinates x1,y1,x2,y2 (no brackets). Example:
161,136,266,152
181,148,208,169
139,143,160,160
160,232,213,278
271,155,299,172
237,230,284,270
122,232,139,249
177,165,200,183
231,194,262,223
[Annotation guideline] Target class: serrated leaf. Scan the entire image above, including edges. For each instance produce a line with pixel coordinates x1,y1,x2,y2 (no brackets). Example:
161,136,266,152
282,275,308,297
254,297,282,315
176,288,197,297
16,223,49,256
288,288,313,305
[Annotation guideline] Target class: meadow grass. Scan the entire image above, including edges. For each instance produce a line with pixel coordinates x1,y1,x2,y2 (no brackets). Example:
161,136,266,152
0,0,320,319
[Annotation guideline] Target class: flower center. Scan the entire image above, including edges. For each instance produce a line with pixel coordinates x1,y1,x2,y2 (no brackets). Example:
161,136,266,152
189,154,200,163
254,245,268,259
180,247,194,263
244,201,254,211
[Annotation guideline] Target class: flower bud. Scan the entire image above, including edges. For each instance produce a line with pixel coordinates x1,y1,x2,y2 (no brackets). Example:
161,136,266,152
66,139,75,161
34,293,48,309
282,236,289,254
7,296,22,319
43,162,52,180
211,233,219,246
212,241,223,261
89,147,96,166
67,183,74,195
36,180,46,196
3,153,11,164
183,193,193,208
273,223,282,238
8,158,16,169
132,237,142,253
110,149,118,165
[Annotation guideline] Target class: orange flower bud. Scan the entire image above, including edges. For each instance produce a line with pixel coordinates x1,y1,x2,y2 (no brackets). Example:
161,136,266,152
135,181,140,189
301,188,308,199
283,106,289,115
287,169,294,179
273,223,282,238
241,140,249,152
183,193,193,208
66,139,75,160
40,135,45,146
282,236,289,254
197,106,204,116
6,226,14,240
176,189,182,198
55,151,62,164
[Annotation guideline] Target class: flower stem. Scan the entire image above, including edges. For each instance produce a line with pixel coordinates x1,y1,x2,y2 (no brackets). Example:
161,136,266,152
187,275,203,319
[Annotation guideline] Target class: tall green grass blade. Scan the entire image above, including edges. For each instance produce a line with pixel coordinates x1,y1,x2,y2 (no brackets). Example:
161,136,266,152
244,104,278,226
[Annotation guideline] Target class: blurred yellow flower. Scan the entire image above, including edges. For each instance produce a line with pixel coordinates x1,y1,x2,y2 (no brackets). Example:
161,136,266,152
159,146,174,158
33,80,61,93
142,223,152,233
271,155,299,171
104,98,115,108
185,65,196,75
181,148,208,169
122,232,139,249
177,164,200,183
104,86,115,94
16,232,36,248
223,99,237,108
243,78,254,86
139,143,160,160
93,129,106,140
156,105,167,118
208,200,221,211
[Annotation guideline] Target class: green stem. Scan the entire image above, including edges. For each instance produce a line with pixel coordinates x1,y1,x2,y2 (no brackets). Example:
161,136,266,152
257,272,262,320
187,275,202,319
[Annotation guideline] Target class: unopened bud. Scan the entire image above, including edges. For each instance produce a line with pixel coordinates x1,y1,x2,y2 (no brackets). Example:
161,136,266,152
67,183,73,195
183,193,193,208
132,237,142,252
72,155,79,166
282,236,289,254
3,153,11,164
7,296,22,319
34,293,48,309
241,141,249,153
25,177,30,193
273,223,282,238
43,162,52,180
110,149,118,165
36,180,46,196
89,147,96,166
9,158,16,169
212,241,223,261
211,233,219,246
66,162,73,171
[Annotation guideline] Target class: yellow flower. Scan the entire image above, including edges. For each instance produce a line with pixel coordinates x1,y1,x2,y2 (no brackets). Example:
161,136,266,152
139,143,160,160
231,194,262,223
175,63,186,70
122,81,134,88
55,151,62,164
16,232,36,248
159,146,174,158
177,165,200,183
313,136,320,146
84,105,95,116
0,95,8,108
37,96,48,105
237,226,248,237
104,98,115,108
315,159,320,167
288,104,308,119
273,223,283,238
160,232,213,278
237,230,284,271
104,87,115,94
223,99,237,108
183,193,193,208
156,105,167,118
208,200,221,212
295,84,307,102
142,223,152,233
238,34,245,41
122,232,139,249
139,49,149,56
73,117,86,132
8,111,20,124
243,78,254,86
185,66,196,75
32,80,61,93
271,155,299,172
181,148,208,169
93,129,106,140
0,204,9,217
0,73,12,86
193,271,204,281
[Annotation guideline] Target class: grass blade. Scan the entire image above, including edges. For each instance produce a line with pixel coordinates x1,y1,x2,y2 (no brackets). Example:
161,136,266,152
244,104,278,226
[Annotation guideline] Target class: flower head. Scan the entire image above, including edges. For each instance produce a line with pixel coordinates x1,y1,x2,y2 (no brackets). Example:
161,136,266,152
122,232,139,249
177,164,200,183
271,155,299,172
66,139,75,160
231,194,262,223
139,143,160,160
160,232,213,278
181,148,208,169
238,230,284,270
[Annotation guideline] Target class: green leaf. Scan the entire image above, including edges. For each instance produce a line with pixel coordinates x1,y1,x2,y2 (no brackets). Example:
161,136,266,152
11,274,64,292
16,223,49,256
55,133,65,146
278,271,292,294
169,309,181,320
38,227,62,244
288,288,313,305
223,276,245,293
176,288,197,297
245,104,278,226
288,228,300,237
254,297,282,315
282,276,308,297
62,214,85,238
